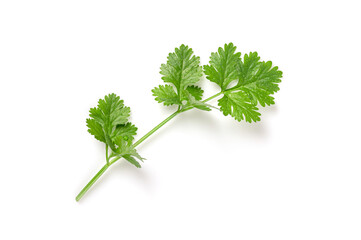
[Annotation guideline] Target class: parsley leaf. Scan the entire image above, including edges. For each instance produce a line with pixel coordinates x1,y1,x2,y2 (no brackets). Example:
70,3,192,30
160,44,202,93
111,122,138,142
236,52,282,107
86,93,136,150
203,43,241,90
86,118,106,143
152,84,181,106
205,44,282,122
152,45,208,110
185,85,203,101
183,91,212,111
218,91,261,123
113,138,144,168
86,93,145,170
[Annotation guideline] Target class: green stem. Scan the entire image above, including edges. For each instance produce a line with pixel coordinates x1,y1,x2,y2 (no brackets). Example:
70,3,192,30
133,111,180,148
180,91,223,113
105,145,109,165
133,91,223,149
202,91,223,103
76,163,111,201
76,91,223,201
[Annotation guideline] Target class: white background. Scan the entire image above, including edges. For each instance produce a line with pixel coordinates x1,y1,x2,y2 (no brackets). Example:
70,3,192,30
0,0,360,239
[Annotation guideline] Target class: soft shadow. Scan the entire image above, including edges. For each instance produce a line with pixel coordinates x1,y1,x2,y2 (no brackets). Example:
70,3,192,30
77,159,154,202
77,105,278,202
226,104,278,141
136,105,278,148
136,109,224,153
230,120,268,138
179,109,224,134
261,104,278,114
183,107,272,141
112,160,154,192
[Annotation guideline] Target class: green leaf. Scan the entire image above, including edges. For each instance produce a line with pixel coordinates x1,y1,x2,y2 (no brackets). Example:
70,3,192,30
86,119,106,143
123,155,141,168
218,91,261,123
160,44,203,100
111,123,138,142
152,84,181,106
87,93,135,149
204,46,282,122
114,138,144,161
237,52,261,86
89,94,129,130
185,85,203,101
192,102,212,111
236,52,282,107
114,138,145,167
203,43,241,90
182,90,212,111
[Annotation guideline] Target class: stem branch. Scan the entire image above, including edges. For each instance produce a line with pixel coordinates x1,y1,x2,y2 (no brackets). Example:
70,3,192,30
133,110,180,148
76,91,223,201
105,145,109,165
76,163,110,201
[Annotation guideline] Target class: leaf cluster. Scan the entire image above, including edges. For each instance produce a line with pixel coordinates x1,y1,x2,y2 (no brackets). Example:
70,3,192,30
153,43,282,122
78,43,283,201
205,43,282,122
86,93,143,167
86,43,282,169
152,44,212,111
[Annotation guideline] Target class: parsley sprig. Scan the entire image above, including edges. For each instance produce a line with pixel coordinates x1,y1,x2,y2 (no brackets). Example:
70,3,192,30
76,43,282,201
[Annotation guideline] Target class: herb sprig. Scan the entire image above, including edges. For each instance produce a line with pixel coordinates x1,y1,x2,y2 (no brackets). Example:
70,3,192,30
76,43,282,201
